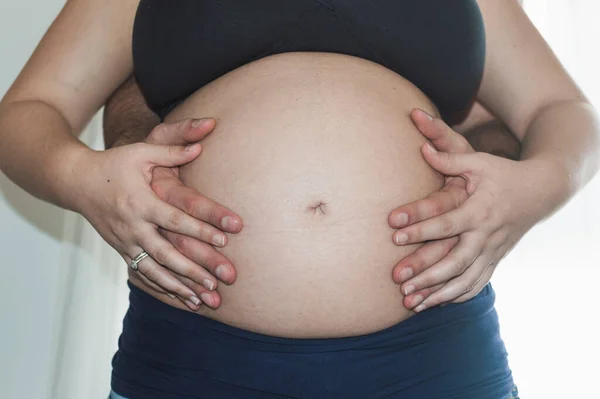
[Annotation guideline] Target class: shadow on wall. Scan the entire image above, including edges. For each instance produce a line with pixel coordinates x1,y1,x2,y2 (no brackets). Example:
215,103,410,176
0,115,106,252
0,172,70,243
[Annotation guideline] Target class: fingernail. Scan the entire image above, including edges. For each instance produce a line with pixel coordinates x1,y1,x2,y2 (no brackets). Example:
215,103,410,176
190,296,201,306
192,118,207,127
412,294,424,308
185,143,200,152
425,142,437,153
221,216,240,231
399,268,413,282
212,234,225,247
421,109,434,121
200,292,213,307
393,212,408,227
404,285,415,296
203,278,216,291
414,303,427,313
394,232,408,245
167,293,176,299
215,265,229,281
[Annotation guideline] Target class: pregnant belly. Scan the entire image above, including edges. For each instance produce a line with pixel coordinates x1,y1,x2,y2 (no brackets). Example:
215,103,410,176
145,52,444,338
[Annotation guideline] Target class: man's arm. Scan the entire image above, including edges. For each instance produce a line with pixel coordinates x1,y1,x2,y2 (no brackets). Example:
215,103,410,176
452,101,522,160
105,75,522,160
103,75,160,148
453,0,524,160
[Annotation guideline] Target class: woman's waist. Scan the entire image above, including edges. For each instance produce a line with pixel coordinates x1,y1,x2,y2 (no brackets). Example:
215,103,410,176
121,281,497,349
113,284,512,398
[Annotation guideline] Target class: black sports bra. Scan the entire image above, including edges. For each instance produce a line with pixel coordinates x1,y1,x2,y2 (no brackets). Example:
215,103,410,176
132,0,486,123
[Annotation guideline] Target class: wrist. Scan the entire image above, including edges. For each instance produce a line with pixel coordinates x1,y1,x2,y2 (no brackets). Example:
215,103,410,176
53,143,100,214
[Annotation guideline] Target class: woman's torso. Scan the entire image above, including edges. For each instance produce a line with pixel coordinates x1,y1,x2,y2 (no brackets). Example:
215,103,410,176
128,0,486,338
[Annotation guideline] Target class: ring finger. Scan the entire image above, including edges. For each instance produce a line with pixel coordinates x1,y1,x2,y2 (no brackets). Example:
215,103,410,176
393,236,459,285
401,232,484,295
126,247,203,309
416,254,495,310
176,274,222,309
138,227,219,291
149,198,228,247
403,282,444,310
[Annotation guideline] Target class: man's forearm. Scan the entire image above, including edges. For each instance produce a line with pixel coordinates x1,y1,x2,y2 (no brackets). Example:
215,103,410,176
453,102,522,160
462,120,522,160
103,75,160,148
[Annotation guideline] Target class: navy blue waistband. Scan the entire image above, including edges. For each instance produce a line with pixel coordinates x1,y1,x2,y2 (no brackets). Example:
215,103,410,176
127,281,495,351
112,282,514,398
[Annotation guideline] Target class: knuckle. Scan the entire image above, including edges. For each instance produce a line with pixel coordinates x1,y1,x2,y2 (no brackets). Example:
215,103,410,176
129,142,147,154
411,247,434,270
444,237,459,252
463,281,476,294
144,268,159,283
150,179,168,199
476,205,494,226
177,264,194,279
149,123,168,140
421,275,436,287
452,256,468,274
206,205,221,224
431,199,446,216
172,234,189,252
153,247,171,265
172,283,189,298
454,189,468,207
177,118,193,132
182,196,200,216
417,271,437,287
440,216,454,235
406,254,423,272
167,210,182,230
486,206,499,225
168,145,179,159
205,254,223,270
196,223,210,240
115,193,134,213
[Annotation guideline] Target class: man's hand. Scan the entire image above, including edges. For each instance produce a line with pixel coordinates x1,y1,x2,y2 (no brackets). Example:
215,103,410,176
389,109,472,309
389,109,530,312
104,76,242,310
122,117,243,310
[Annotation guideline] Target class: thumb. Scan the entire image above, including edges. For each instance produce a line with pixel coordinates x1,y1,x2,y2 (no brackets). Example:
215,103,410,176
147,118,216,146
422,142,480,194
411,108,474,154
147,143,203,167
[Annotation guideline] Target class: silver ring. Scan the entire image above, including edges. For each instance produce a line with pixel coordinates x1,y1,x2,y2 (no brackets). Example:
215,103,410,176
129,250,150,271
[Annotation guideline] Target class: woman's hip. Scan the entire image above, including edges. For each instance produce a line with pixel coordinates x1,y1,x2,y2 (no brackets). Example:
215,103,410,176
111,282,515,398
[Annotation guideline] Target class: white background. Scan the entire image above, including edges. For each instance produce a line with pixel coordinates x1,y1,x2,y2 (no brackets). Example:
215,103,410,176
0,1,598,398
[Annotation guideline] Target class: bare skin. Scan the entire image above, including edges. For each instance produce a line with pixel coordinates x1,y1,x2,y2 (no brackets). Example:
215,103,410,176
0,0,598,332
103,77,522,312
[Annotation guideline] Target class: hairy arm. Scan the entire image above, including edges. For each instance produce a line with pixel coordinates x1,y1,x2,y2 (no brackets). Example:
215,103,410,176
105,76,522,163
451,0,524,160
103,75,160,149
